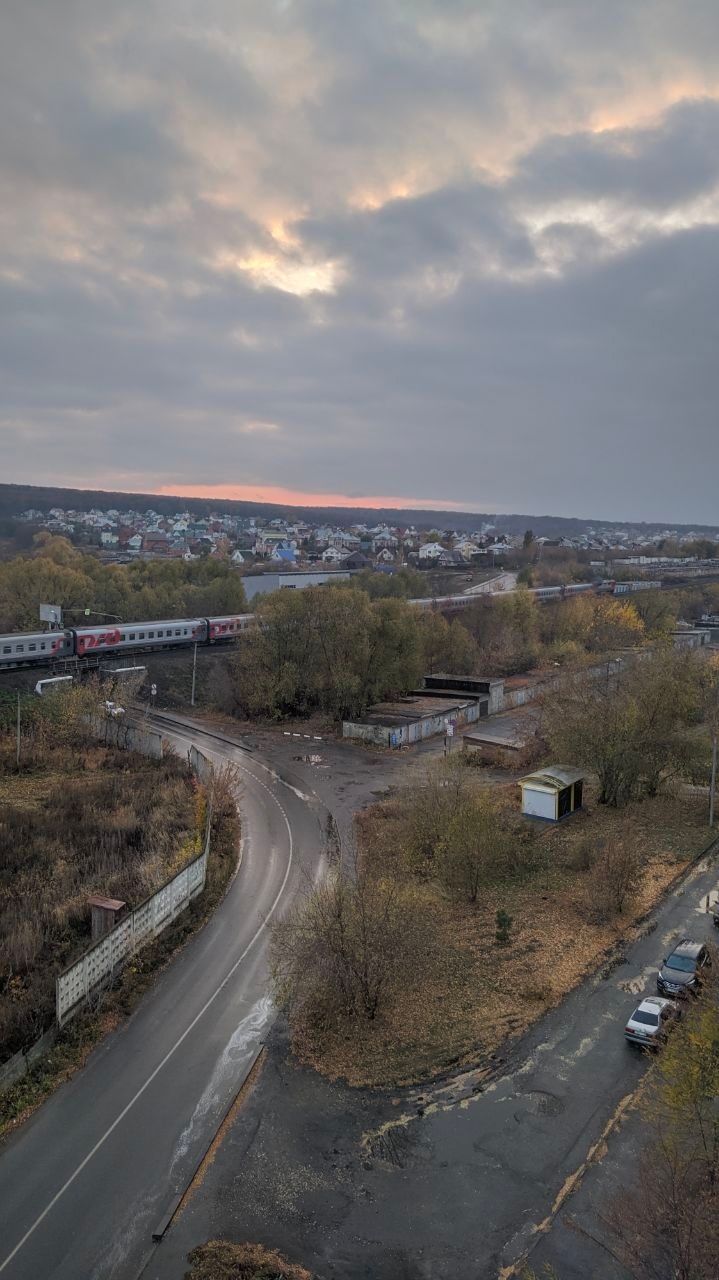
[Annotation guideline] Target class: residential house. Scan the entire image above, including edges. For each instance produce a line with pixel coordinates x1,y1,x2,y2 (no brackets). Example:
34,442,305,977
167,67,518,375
418,541,446,561
142,530,169,554
271,542,299,564
454,539,480,560
371,531,398,553
340,552,372,570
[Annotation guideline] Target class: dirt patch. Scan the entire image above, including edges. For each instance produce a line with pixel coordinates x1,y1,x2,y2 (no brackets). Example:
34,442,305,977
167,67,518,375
288,783,711,1088
184,1240,313,1280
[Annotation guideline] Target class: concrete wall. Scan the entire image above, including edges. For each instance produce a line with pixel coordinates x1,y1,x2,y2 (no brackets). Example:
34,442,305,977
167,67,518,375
243,571,350,601
673,629,712,649
423,675,504,715
503,659,625,711
342,720,406,747
343,696,481,748
0,1026,57,1092
88,715,164,758
57,840,209,1025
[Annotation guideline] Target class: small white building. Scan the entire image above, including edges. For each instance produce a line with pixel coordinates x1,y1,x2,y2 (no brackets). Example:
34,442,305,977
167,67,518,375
418,541,446,561
518,766,585,822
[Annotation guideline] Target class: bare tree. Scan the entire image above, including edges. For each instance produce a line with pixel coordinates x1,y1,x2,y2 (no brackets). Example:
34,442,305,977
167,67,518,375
270,839,422,1023
586,823,644,920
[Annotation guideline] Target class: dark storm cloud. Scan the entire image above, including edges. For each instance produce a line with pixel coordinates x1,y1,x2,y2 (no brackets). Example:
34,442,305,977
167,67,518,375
1,0,718,519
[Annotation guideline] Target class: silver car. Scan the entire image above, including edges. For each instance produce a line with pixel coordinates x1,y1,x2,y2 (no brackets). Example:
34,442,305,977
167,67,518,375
624,996,679,1048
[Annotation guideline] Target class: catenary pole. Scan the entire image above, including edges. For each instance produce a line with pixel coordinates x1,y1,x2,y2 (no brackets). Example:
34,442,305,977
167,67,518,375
710,733,717,828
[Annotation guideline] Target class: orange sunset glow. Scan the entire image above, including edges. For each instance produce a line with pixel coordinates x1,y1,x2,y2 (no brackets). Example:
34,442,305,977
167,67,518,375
154,483,472,511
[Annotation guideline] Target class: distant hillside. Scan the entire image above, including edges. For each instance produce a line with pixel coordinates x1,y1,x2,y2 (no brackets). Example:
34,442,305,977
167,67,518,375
1,482,717,539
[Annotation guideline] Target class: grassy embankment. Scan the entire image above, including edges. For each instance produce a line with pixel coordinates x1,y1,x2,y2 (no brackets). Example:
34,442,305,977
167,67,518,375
0,724,239,1132
287,777,713,1088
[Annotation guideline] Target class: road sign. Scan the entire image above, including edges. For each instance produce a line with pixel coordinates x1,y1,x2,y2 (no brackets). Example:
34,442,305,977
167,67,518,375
151,683,157,698
446,723,454,737
39,603,62,626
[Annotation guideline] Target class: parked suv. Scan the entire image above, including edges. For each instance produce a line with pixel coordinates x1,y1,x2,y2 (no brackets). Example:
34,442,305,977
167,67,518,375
656,939,711,997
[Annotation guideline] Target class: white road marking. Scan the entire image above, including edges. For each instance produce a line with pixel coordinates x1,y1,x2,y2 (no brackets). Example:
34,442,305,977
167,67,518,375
0,744,295,1275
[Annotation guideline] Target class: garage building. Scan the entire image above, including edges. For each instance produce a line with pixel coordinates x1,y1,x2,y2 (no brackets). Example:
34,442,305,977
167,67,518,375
518,766,585,821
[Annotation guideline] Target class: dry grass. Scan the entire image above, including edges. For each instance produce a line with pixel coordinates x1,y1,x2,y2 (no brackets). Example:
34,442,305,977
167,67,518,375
184,1241,313,1280
0,737,199,1060
289,781,712,1088
0,777,239,1133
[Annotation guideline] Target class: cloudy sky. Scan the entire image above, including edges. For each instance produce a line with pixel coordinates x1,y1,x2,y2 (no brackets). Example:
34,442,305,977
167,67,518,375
1,1,718,522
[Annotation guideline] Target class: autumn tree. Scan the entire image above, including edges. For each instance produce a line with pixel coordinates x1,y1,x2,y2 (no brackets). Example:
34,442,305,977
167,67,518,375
0,535,246,631
232,584,423,720
465,588,541,675
542,650,702,805
438,790,524,904
552,595,645,652
601,968,719,1280
417,611,479,675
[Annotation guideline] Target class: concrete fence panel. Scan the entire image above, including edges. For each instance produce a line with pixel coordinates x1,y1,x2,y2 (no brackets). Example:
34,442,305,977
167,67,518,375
56,744,214,1026
56,846,208,1025
87,715,165,759
0,1027,58,1092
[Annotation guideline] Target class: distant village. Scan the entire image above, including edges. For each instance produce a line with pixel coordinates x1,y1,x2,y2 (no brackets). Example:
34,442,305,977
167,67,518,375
15,504,717,576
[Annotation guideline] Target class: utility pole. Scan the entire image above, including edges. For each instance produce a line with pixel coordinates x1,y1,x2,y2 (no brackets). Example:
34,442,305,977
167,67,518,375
16,691,21,767
709,662,719,828
191,642,198,707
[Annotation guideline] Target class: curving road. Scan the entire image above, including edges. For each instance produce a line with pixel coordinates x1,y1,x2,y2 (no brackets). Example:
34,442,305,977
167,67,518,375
0,715,326,1280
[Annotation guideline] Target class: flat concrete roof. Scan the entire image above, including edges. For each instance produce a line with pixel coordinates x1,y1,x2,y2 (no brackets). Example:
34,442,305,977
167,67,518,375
426,672,504,686
465,731,522,748
357,693,476,728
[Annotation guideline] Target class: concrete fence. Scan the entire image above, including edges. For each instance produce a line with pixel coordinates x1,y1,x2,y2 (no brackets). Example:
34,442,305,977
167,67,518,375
503,658,627,711
0,1026,58,1092
87,714,165,759
1,728,215,1089
56,824,210,1025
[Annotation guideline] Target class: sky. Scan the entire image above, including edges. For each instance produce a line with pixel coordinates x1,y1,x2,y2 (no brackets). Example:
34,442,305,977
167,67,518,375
1,1,718,523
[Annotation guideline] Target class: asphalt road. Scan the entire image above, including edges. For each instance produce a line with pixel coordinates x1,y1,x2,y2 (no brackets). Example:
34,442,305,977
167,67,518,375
0,717,327,1280
144,838,719,1280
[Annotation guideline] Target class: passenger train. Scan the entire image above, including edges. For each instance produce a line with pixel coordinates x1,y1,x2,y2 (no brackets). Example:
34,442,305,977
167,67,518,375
407,579,661,612
0,579,664,672
0,613,255,670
